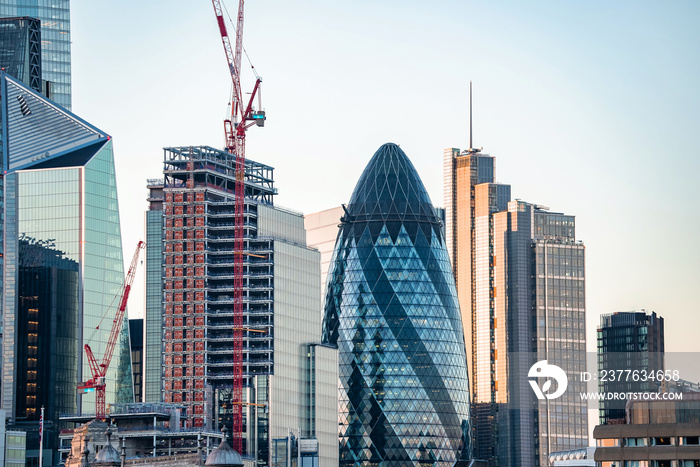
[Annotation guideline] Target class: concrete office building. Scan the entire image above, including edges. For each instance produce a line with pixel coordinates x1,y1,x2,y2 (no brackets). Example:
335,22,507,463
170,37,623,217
445,144,588,465
594,393,700,467
0,71,132,466
597,310,665,425
304,205,344,305
59,403,224,463
323,143,472,465
0,0,72,109
145,146,337,466
548,447,596,466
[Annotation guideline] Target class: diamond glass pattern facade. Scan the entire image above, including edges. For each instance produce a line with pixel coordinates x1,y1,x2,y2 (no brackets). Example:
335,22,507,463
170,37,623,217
323,143,471,466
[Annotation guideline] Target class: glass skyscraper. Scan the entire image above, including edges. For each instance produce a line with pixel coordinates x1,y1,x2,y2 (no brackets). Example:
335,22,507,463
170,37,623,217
445,145,588,466
0,72,131,466
443,147,509,463
323,143,471,466
0,0,71,109
597,310,665,425
0,16,42,93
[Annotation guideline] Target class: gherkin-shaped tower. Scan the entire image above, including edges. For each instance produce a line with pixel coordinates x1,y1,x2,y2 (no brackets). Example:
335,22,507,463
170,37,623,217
323,143,471,466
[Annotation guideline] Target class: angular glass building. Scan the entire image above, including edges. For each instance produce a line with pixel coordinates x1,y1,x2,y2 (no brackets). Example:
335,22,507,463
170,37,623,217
323,143,471,466
0,71,131,465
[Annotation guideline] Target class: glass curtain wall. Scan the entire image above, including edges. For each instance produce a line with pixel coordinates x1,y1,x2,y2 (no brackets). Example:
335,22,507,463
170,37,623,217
324,143,471,466
0,0,71,108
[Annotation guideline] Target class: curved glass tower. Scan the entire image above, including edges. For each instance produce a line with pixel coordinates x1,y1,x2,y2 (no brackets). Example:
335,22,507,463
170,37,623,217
323,143,471,466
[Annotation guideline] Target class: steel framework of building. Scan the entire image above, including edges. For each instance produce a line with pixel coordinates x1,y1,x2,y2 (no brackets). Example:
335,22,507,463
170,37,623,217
161,146,274,456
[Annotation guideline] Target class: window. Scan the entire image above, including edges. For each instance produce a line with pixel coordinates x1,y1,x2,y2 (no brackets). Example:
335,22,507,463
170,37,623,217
683,437,700,446
597,438,620,447
652,437,672,446
624,437,647,447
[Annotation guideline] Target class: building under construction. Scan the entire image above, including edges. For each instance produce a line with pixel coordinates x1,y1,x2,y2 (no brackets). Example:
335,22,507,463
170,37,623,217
145,146,338,465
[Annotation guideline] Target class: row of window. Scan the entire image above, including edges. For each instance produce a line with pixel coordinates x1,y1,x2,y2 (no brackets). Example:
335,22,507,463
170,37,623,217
599,461,700,467
598,436,700,447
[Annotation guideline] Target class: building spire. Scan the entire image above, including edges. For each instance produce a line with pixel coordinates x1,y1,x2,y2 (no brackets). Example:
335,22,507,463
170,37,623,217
469,80,473,150
467,81,482,154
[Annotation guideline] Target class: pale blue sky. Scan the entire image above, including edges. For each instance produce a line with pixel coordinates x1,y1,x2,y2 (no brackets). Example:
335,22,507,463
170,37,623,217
71,1,699,352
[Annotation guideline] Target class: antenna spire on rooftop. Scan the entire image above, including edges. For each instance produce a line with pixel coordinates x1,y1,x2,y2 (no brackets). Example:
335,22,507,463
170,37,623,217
470,81,473,150
466,81,482,154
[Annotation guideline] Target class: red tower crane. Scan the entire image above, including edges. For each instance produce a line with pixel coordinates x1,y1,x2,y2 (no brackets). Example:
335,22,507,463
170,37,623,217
211,0,265,454
78,241,146,419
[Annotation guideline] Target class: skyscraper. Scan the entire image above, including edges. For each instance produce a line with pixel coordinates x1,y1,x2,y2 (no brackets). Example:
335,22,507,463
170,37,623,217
146,146,338,465
597,310,665,425
0,0,71,109
445,146,587,465
495,201,588,466
0,71,131,466
143,179,164,404
323,143,471,466
444,145,509,462
0,16,42,93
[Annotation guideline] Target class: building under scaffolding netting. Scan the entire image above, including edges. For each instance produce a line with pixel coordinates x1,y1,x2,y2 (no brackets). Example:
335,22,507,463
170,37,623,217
145,146,338,466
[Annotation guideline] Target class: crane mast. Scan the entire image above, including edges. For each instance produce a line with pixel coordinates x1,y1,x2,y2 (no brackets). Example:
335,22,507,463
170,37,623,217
79,241,146,419
211,0,264,455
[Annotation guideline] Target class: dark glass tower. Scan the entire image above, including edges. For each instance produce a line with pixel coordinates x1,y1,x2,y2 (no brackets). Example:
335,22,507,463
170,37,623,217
597,310,665,425
323,143,471,466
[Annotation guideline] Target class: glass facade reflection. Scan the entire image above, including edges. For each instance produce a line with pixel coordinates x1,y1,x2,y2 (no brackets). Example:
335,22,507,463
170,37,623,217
0,0,71,109
0,16,42,92
1,75,130,466
446,143,589,466
597,311,664,425
324,143,471,466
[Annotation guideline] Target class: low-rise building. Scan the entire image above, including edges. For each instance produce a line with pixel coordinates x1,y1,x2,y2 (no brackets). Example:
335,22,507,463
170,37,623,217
594,393,700,467
548,447,596,466
60,403,223,464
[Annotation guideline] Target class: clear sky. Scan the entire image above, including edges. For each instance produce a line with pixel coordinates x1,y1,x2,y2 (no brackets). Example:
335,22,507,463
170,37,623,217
70,1,699,353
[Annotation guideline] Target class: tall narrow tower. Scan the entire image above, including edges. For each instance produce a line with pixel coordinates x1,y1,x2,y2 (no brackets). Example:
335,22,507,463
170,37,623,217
443,85,510,462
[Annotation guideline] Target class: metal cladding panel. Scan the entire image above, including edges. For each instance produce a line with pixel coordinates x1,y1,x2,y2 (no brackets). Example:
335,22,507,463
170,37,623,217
3,74,106,172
